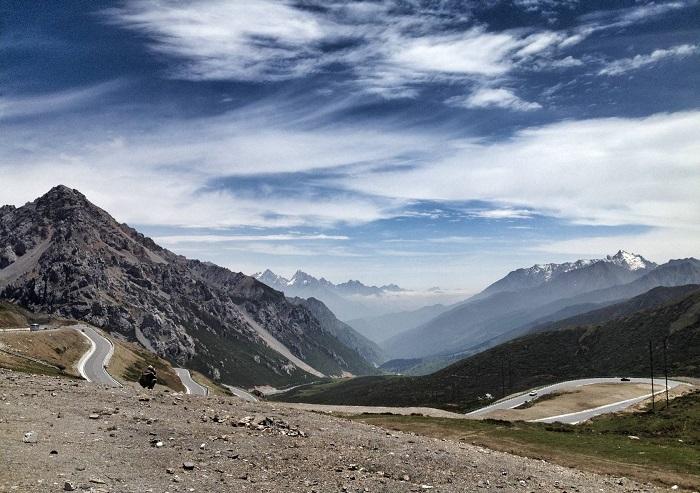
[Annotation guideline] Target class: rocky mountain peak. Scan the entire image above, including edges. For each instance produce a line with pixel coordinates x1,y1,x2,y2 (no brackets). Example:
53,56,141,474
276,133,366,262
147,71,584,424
604,250,655,271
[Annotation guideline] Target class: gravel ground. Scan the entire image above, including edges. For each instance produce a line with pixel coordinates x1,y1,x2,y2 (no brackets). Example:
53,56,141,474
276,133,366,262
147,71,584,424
0,369,665,493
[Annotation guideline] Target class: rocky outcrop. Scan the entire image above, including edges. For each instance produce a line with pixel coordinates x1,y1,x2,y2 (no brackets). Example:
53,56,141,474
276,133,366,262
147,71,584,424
0,186,374,386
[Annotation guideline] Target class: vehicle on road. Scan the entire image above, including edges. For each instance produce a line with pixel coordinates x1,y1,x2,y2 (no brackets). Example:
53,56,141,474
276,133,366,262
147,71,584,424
620,377,631,382
529,391,538,396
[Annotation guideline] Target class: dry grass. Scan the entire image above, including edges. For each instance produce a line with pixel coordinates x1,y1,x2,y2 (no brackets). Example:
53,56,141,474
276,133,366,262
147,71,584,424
486,383,654,421
0,328,89,376
108,337,185,392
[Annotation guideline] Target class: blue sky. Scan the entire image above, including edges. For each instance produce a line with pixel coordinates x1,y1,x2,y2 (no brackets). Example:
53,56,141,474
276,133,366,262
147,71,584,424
1,0,699,291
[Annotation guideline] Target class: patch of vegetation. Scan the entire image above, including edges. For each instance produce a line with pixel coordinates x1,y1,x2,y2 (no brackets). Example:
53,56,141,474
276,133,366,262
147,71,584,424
349,391,700,489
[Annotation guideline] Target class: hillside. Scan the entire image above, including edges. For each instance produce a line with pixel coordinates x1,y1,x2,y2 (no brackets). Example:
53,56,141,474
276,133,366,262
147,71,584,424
288,296,385,365
0,186,375,387
273,285,700,412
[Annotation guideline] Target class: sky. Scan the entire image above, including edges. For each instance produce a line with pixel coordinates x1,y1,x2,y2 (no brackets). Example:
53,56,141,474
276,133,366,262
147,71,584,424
1,0,699,291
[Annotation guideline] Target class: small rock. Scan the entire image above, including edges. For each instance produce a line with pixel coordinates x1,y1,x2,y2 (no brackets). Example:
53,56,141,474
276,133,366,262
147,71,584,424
89,478,106,484
183,462,195,471
22,431,37,443
166,468,175,474
88,414,100,420
63,481,76,491
627,435,640,440
671,486,679,490
49,450,58,455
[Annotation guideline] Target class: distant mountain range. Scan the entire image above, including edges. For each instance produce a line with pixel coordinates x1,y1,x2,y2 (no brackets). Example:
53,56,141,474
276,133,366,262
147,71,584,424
0,186,377,387
255,269,405,297
382,251,700,361
272,284,700,411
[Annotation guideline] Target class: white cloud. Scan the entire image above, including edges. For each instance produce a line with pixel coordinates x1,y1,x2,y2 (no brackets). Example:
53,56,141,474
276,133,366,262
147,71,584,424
470,208,534,219
389,29,532,77
339,110,700,230
448,87,542,111
106,0,334,80
0,89,427,229
599,44,699,76
0,81,122,120
105,1,571,98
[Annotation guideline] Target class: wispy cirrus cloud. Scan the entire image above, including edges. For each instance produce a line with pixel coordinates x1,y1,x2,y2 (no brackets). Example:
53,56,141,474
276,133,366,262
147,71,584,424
0,81,122,120
447,87,542,112
599,43,699,76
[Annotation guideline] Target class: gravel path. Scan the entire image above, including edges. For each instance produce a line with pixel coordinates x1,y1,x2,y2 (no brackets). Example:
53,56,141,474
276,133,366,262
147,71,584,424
0,369,666,492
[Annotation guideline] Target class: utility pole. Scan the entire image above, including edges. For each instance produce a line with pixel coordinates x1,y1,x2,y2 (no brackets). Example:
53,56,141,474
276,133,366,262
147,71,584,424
663,337,669,408
649,340,655,411
500,360,506,398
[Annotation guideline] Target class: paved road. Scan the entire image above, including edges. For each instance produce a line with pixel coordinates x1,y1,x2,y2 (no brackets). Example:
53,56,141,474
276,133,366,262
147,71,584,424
74,325,121,387
466,377,685,424
173,368,208,396
223,384,258,402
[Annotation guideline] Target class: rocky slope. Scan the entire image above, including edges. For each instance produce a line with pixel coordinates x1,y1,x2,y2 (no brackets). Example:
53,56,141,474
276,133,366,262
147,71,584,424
0,186,374,387
0,369,670,493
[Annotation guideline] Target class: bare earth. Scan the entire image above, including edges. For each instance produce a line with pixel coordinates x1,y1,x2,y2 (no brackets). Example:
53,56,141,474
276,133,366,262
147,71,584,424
0,369,667,493
485,383,655,421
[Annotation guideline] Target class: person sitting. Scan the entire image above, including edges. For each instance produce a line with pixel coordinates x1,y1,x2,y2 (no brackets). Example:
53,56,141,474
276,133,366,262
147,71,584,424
139,365,157,390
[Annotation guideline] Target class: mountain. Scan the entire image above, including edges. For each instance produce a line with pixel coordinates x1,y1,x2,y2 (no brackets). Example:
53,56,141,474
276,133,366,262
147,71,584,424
478,251,656,300
253,269,407,320
0,186,376,387
288,297,385,365
383,251,688,358
347,304,450,343
272,284,700,412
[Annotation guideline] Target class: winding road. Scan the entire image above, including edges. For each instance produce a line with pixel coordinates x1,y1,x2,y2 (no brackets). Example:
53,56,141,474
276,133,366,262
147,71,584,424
466,377,686,424
74,324,121,387
173,368,208,396
223,384,259,402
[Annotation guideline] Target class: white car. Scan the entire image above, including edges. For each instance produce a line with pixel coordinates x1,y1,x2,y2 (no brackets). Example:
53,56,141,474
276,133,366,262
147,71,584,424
528,391,538,397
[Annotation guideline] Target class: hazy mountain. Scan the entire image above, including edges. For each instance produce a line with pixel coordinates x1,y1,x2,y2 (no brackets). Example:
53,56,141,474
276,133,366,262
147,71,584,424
273,284,700,411
381,251,677,360
347,304,450,343
0,186,375,387
288,297,385,365
253,269,367,320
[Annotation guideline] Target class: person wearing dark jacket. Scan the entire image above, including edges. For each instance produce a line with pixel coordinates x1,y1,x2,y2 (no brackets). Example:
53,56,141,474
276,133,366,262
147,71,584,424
139,365,157,390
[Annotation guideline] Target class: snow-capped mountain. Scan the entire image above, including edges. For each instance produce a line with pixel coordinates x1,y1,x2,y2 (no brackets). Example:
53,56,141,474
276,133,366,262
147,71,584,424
604,250,654,271
480,250,656,298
